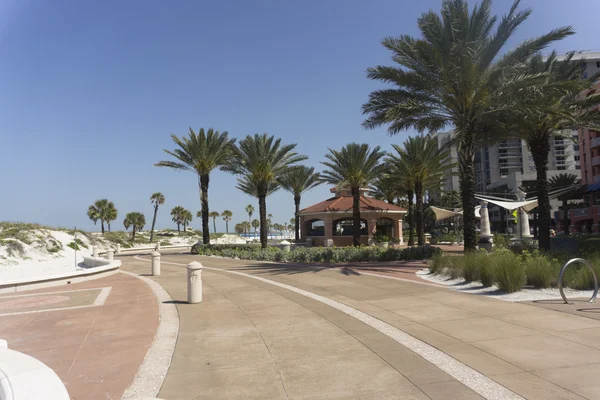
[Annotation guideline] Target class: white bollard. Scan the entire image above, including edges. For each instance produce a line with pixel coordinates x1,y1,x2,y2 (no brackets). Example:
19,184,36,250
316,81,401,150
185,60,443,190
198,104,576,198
92,246,99,258
187,261,203,303
280,240,291,252
156,242,161,251
151,251,161,276
116,244,121,255
107,249,114,261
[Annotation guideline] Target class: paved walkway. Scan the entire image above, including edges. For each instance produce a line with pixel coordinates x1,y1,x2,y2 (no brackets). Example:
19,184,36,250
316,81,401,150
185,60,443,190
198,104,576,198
0,271,159,399
123,254,600,400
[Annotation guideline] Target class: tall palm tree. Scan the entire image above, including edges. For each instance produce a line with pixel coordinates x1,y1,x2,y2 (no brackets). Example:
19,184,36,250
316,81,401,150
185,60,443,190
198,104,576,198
170,206,185,234
387,136,452,246
87,205,101,231
87,199,117,235
267,213,273,236
321,143,385,246
361,0,574,251
123,212,146,242
227,133,307,248
278,166,322,241
149,192,165,242
510,52,600,250
222,210,232,233
245,204,255,225
251,218,260,238
208,211,220,233
156,128,235,245
549,173,581,235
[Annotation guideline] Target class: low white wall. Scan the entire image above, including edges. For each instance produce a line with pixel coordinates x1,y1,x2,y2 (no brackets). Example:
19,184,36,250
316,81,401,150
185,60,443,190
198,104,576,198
0,259,121,294
0,340,69,400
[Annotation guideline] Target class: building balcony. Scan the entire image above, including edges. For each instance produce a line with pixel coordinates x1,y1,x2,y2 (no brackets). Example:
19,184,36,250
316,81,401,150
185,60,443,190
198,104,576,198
569,208,589,218
592,156,600,166
498,143,521,149
592,137,600,148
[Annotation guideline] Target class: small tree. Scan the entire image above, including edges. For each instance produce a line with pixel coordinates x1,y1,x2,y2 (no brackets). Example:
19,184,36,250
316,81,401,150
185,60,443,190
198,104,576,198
222,210,232,233
251,219,259,238
123,212,146,242
170,206,185,234
209,211,220,233
182,209,193,232
245,204,255,225
150,192,165,242
278,166,321,241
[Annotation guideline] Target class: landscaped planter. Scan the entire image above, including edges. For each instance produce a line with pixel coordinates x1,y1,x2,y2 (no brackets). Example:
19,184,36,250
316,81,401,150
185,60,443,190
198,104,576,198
376,241,389,249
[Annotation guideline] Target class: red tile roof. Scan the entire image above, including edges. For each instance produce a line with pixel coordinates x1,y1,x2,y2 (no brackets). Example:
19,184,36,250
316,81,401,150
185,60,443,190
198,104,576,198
299,195,407,214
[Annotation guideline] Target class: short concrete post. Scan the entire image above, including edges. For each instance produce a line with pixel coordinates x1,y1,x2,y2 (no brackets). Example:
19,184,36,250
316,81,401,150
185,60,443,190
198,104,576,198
156,242,161,251
151,251,161,276
280,240,291,252
116,244,121,255
107,249,114,261
92,246,99,258
88,244,94,253
187,261,203,304
0,339,7,349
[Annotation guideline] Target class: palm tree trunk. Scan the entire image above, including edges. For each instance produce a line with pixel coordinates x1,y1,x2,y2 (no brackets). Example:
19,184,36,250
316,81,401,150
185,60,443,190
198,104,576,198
107,222,111,233
351,187,361,247
177,223,180,234
407,190,414,246
225,220,229,234
259,195,268,249
415,181,424,246
562,198,569,235
199,174,211,245
132,227,136,242
531,140,551,251
212,217,217,234
101,221,105,235
150,205,158,242
533,209,538,237
458,146,477,252
294,194,301,242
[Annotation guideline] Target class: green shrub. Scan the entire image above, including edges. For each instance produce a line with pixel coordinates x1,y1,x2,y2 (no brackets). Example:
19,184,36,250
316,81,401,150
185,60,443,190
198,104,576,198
524,255,558,288
374,234,389,243
0,239,25,257
493,234,511,249
448,257,465,279
462,253,484,283
191,244,442,263
492,251,525,293
429,254,452,274
580,238,600,256
66,238,86,251
479,256,495,287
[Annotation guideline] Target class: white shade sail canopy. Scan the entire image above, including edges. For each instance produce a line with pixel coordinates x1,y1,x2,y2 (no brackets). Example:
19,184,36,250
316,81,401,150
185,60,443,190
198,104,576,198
430,206,481,221
474,196,538,213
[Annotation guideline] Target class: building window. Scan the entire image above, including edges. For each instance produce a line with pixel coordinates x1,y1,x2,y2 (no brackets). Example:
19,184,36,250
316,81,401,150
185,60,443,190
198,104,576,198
558,166,566,170
575,155,581,161
576,165,581,170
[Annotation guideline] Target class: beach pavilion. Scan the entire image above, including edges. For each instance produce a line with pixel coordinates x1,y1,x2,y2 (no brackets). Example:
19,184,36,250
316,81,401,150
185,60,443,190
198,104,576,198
298,187,407,247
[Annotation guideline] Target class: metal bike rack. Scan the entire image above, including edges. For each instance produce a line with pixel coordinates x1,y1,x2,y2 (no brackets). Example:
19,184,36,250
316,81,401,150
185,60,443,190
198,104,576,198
558,258,599,304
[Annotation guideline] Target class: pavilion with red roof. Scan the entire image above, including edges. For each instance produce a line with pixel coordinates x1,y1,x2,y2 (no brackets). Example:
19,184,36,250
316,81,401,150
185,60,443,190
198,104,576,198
298,187,407,247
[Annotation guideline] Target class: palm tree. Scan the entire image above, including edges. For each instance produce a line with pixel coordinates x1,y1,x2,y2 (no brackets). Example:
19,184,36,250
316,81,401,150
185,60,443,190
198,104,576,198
227,133,307,248
549,173,581,235
245,204,255,225
222,210,232,233
267,213,273,236
123,212,146,242
182,209,193,232
251,218,260,238
208,211,220,233
387,136,452,246
149,192,165,242
510,52,600,250
361,0,574,251
87,199,117,235
156,128,235,245
87,205,101,230
105,202,118,232
321,143,386,246
170,206,185,234
369,175,399,204
278,166,322,241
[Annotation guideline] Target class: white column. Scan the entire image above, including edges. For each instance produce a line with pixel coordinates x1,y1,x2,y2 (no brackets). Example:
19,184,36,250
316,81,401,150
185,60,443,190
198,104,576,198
519,207,532,238
107,249,114,261
479,201,492,239
116,244,121,255
187,261,203,303
92,246,98,258
151,251,161,276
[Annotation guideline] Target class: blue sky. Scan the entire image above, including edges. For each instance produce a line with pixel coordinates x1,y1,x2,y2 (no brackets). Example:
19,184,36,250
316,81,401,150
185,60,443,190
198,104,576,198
1,0,599,232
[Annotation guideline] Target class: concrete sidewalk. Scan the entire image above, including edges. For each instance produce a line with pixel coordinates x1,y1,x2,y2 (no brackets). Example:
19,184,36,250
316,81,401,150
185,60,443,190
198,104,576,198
123,254,600,400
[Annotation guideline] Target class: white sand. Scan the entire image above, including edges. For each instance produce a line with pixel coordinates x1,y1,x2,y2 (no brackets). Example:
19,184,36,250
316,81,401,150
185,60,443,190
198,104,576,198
417,269,594,302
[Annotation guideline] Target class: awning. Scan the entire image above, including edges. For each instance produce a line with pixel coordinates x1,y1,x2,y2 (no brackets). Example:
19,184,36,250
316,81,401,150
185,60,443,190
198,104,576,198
475,196,538,213
430,206,481,221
